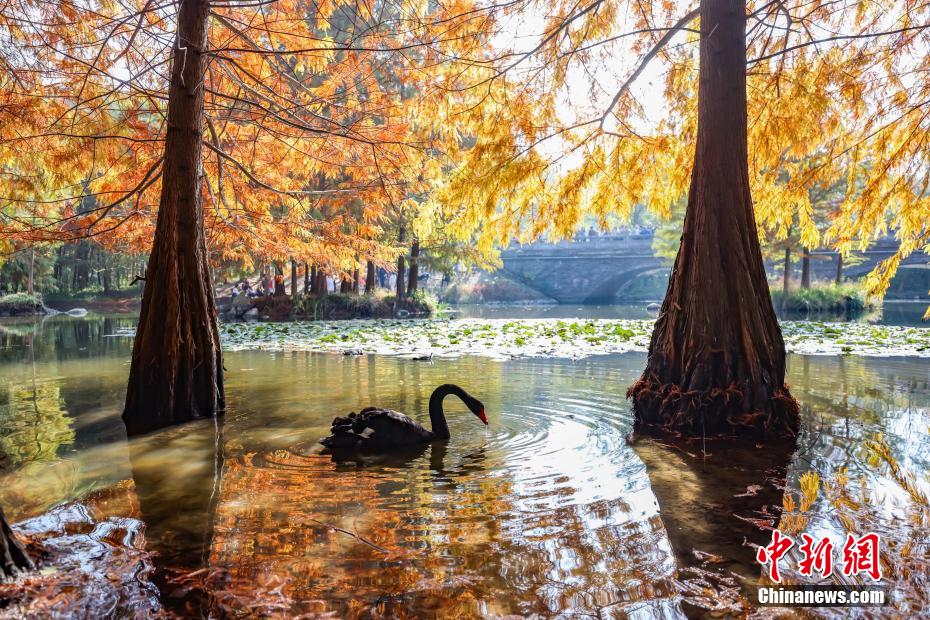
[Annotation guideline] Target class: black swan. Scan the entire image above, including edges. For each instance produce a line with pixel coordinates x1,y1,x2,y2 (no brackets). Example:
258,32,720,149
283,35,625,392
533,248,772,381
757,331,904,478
320,384,487,452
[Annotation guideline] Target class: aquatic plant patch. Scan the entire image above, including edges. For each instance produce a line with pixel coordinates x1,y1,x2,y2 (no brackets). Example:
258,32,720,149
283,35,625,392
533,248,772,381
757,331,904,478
218,318,930,359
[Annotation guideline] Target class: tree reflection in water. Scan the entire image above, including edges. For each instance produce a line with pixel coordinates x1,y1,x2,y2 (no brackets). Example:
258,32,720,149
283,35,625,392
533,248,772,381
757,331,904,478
127,417,225,616
190,441,680,617
633,435,796,614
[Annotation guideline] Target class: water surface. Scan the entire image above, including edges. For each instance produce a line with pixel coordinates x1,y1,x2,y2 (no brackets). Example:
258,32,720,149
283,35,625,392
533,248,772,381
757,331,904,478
0,315,927,617
451,301,930,326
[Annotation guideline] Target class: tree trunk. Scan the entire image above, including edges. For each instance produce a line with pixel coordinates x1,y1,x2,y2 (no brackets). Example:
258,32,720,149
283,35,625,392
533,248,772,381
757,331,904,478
274,262,285,296
0,505,33,577
122,0,224,437
290,259,298,298
27,246,34,296
628,0,799,439
339,277,351,294
304,261,310,294
801,249,811,289
407,240,420,296
782,246,791,295
310,265,318,294
396,224,407,300
835,253,843,284
365,260,376,293
352,267,360,294
315,269,327,296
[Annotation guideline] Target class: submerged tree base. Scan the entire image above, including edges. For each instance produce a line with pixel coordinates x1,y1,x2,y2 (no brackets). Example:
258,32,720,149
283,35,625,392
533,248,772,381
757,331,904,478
628,374,800,439
0,506,33,578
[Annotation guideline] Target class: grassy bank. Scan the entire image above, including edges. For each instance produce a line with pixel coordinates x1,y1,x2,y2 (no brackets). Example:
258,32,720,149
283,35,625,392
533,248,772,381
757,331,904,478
225,290,436,321
44,288,142,313
439,272,555,304
0,293,44,316
771,283,876,318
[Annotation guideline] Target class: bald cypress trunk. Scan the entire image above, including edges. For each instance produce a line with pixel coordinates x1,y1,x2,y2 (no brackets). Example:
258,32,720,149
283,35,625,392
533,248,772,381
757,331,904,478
290,259,298,298
123,0,224,437
628,0,799,439
396,224,407,300
26,247,34,297
1,505,33,577
365,260,376,293
782,247,791,295
274,262,285,296
801,249,811,289
407,240,420,296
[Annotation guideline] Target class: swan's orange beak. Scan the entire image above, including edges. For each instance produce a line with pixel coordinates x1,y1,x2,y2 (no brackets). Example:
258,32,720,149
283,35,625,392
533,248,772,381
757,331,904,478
477,409,488,425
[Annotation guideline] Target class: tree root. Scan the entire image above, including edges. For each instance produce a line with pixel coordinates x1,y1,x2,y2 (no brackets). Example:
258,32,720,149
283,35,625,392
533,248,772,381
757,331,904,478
1,506,33,578
627,374,800,440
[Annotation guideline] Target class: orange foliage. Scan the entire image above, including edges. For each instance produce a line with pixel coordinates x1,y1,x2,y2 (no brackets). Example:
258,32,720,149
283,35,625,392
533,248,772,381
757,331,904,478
0,0,507,274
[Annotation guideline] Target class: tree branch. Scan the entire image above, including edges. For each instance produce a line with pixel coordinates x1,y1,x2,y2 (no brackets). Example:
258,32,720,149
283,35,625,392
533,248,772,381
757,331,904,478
599,7,700,130
748,23,930,65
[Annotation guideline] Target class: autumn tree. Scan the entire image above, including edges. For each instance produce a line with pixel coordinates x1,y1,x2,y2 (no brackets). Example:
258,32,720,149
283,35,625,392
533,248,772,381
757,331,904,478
1,0,507,433
423,0,930,437
626,0,800,437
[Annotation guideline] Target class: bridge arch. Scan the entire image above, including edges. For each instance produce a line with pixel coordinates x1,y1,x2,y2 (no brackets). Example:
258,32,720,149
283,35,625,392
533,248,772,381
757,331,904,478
583,266,670,304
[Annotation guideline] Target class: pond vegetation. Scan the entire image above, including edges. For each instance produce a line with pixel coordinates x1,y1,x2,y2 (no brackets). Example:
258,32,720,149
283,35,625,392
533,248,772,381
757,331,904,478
218,317,930,359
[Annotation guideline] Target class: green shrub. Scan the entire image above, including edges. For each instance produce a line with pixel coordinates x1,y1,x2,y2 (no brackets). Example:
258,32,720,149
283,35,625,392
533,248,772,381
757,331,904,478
770,283,875,318
285,290,434,320
0,292,42,306
0,293,44,315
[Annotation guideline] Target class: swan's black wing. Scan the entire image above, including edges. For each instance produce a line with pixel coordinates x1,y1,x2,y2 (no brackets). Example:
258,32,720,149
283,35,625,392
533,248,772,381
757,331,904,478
320,407,434,452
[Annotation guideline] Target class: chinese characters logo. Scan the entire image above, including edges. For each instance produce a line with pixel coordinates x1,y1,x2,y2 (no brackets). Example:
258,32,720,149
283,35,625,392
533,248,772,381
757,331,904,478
756,530,882,582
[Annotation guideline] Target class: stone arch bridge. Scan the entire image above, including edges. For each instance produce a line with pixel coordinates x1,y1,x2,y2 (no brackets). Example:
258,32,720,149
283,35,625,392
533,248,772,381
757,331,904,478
500,235,929,304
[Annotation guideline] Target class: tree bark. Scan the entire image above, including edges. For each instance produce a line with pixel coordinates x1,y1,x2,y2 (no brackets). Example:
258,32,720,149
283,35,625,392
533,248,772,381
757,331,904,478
27,246,35,296
801,249,811,289
274,262,285,296
396,224,407,300
315,269,328,296
310,265,318,294
352,267,360,294
834,253,843,284
628,0,799,439
122,0,224,437
290,259,298,298
0,505,33,578
782,247,791,295
365,260,376,294
303,261,310,294
407,240,420,296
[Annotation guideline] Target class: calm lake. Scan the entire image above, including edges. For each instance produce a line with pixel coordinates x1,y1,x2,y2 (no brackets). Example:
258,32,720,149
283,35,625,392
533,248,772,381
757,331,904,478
0,313,928,617
451,300,930,325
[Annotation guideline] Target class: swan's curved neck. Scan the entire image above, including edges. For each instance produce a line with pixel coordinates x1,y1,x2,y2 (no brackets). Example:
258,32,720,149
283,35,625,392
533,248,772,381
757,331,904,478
428,384,468,440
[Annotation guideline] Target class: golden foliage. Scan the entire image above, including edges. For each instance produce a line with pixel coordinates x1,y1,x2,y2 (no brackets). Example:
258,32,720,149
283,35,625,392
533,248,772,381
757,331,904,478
2,0,929,281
